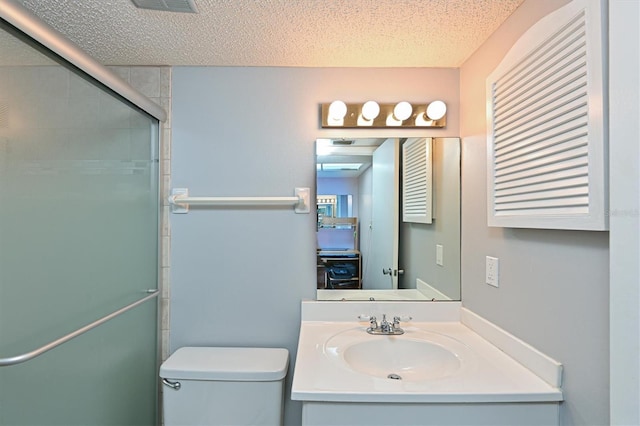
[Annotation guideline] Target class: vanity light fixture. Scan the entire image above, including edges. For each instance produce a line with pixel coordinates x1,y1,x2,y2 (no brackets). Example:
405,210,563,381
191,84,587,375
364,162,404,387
321,100,447,128
426,100,447,120
361,101,380,120
357,100,380,126
387,101,413,126
327,100,348,125
393,101,413,121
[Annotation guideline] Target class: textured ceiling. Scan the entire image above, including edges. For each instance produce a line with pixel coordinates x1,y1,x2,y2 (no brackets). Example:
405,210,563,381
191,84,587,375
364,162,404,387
13,0,524,67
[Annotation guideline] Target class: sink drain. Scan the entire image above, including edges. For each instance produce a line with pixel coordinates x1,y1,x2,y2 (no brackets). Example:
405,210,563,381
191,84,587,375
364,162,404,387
387,373,402,380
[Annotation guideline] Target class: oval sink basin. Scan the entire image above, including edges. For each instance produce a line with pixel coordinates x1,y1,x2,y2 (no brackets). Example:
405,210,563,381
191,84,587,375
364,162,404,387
342,338,461,381
324,328,470,381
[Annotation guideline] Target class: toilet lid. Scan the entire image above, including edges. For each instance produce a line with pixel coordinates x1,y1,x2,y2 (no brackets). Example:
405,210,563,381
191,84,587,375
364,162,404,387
159,347,289,381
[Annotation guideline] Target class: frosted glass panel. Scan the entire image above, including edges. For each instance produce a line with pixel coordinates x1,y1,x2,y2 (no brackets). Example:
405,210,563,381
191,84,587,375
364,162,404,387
0,22,159,425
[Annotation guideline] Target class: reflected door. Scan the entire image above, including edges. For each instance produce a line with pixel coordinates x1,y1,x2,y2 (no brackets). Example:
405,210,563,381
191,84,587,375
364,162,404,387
367,138,400,289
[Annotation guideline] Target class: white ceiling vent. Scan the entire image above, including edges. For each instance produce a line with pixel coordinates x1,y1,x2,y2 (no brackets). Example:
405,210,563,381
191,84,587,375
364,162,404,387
131,0,198,13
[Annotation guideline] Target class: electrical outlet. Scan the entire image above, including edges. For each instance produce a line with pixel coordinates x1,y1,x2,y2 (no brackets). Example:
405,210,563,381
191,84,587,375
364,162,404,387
486,256,499,287
436,244,444,266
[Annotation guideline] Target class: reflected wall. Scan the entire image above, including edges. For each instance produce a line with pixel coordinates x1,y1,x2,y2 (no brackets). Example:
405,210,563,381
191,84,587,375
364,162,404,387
400,138,460,299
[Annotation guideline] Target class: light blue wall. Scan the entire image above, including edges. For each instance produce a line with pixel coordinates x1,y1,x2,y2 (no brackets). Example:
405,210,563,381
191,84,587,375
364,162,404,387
459,1,610,425
169,67,459,424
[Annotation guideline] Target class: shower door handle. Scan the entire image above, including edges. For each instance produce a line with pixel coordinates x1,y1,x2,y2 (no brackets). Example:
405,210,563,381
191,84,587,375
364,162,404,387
0,290,159,367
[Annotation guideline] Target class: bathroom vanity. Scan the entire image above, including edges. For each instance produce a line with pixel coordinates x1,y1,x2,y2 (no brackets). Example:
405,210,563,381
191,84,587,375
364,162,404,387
292,301,563,426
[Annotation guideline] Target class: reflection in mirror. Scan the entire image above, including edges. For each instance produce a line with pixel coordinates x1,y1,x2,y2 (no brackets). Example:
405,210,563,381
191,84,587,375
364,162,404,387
317,194,352,226
315,137,461,301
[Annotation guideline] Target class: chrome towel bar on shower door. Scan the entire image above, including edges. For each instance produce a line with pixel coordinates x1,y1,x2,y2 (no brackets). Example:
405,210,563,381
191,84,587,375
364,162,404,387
0,289,159,367
168,187,311,214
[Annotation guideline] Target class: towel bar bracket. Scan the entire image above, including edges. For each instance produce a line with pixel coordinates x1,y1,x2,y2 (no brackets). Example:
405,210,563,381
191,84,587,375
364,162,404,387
294,187,311,214
169,188,189,214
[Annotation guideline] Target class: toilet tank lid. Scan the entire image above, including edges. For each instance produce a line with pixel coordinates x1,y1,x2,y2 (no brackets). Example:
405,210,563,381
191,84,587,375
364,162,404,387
159,347,289,381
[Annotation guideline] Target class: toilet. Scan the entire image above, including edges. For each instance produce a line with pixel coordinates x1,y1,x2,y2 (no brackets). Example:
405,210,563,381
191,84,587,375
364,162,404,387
160,346,289,426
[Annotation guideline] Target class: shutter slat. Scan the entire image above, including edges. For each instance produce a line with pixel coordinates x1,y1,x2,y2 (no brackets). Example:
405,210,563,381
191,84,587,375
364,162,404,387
496,176,588,197
495,205,589,215
495,167,588,191
494,157,588,185
495,196,589,211
496,128,588,163
495,145,589,178
494,101,588,145
496,136,588,172
496,186,589,204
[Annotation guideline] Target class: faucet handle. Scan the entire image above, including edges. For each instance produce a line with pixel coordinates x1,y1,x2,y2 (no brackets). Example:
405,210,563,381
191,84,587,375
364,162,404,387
393,315,412,324
358,314,378,329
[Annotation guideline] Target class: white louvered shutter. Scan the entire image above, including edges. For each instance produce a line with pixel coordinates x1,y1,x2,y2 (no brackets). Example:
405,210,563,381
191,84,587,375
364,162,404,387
486,0,607,230
403,137,433,224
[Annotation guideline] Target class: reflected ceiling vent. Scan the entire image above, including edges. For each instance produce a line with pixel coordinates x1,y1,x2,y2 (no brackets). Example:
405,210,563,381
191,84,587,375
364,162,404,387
131,0,198,13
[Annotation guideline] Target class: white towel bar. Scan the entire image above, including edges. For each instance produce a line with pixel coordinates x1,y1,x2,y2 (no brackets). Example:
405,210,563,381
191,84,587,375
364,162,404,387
168,187,310,214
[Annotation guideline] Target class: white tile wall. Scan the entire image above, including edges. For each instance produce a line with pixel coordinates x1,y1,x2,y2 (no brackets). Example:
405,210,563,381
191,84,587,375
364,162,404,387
131,67,161,98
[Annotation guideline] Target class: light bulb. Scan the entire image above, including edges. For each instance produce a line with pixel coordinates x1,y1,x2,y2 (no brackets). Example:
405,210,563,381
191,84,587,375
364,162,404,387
361,101,380,121
393,101,413,121
328,100,347,121
426,100,447,120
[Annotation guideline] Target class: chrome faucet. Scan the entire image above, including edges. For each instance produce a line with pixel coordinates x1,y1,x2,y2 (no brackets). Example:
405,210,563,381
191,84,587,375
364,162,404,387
380,314,394,333
358,314,411,335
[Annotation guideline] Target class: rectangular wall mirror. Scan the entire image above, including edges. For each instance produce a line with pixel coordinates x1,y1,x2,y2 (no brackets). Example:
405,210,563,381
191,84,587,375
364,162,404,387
315,137,461,301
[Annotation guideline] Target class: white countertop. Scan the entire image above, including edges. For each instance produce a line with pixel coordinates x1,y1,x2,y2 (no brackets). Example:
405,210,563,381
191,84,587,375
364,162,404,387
292,302,563,404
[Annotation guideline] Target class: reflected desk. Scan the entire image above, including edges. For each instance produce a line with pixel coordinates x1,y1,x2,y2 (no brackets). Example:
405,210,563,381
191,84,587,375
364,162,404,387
317,250,361,290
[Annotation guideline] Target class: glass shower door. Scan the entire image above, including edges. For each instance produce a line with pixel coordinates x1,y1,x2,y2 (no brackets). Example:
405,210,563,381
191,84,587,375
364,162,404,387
0,23,159,426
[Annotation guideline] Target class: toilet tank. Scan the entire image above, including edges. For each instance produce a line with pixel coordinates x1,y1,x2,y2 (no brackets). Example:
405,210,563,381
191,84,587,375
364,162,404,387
160,347,289,426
